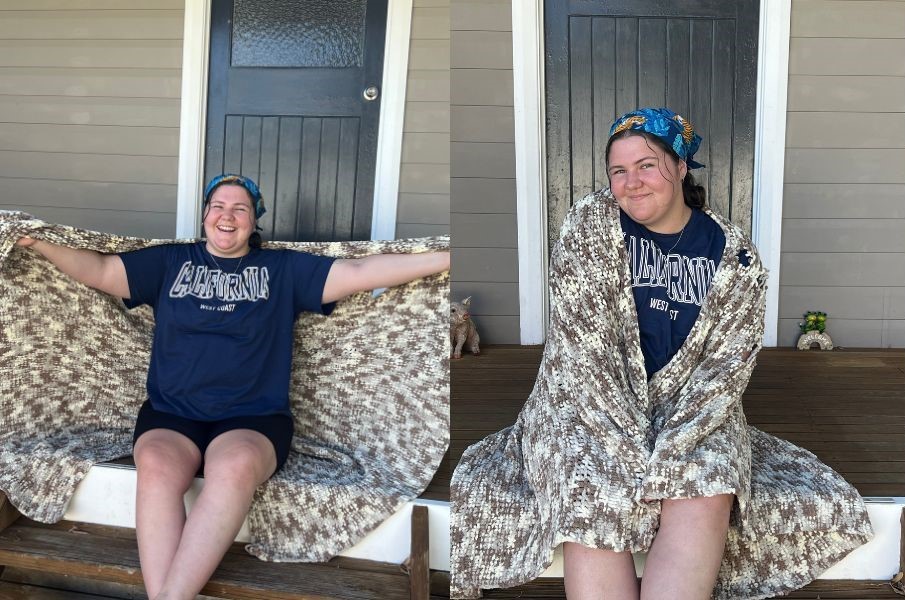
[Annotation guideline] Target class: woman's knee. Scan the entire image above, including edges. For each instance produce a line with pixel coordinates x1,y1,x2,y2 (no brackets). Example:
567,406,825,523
563,542,636,569
661,494,733,530
564,541,621,559
134,430,201,489
563,542,638,597
203,432,276,487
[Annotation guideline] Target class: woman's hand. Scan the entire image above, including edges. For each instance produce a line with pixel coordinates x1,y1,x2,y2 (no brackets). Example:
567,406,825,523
16,236,37,247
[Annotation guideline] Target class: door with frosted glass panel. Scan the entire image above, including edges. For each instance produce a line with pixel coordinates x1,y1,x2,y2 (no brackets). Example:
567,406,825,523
544,0,759,249
205,0,387,242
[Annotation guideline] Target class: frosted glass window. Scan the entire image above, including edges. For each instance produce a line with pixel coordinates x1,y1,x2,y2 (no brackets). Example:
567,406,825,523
232,0,367,68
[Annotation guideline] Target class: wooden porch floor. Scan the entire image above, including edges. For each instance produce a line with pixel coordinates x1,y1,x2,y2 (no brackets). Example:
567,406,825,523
433,346,905,599
1,349,901,599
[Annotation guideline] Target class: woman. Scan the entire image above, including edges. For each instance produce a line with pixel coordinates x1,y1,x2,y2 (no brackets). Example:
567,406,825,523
16,174,449,600
449,109,871,599
563,109,735,599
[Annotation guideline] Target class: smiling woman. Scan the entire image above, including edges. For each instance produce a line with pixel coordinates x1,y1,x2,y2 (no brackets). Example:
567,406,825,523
606,135,689,233
449,108,872,600
557,108,738,599
13,172,449,600
202,177,261,259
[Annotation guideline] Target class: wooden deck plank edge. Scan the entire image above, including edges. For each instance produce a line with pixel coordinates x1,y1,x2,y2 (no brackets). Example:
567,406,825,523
0,493,19,533
0,520,412,600
408,505,430,600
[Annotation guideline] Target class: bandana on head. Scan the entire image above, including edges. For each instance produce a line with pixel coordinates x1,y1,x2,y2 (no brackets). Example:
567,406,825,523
608,107,705,169
203,173,267,220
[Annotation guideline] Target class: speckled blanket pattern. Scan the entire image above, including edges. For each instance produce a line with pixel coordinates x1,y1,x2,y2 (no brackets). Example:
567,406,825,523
450,190,872,599
0,210,449,562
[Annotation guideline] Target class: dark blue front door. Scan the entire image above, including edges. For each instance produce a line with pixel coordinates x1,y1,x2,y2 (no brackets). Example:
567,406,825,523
205,0,388,242
544,0,759,245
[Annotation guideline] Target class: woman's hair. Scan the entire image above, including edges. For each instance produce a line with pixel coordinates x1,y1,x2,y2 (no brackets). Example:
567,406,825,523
604,129,706,209
201,183,263,248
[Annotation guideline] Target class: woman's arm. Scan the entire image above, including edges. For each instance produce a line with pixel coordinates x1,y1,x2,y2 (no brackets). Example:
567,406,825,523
16,237,130,299
321,251,449,304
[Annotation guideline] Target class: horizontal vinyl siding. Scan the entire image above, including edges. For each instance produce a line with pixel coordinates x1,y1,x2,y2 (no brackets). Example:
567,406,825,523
396,0,450,240
779,0,905,347
450,0,519,344
0,2,182,238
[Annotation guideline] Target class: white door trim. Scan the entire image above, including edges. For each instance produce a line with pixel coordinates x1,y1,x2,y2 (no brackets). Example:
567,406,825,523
175,0,212,239
752,0,792,347
176,0,411,242
512,0,548,345
371,0,413,240
511,1,789,346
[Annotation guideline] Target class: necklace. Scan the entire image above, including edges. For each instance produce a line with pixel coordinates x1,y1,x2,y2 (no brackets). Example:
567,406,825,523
659,209,694,255
206,247,246,275
663,223,686,255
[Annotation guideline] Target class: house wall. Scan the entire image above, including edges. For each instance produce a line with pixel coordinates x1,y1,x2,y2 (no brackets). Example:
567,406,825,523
450,0,520,344
397,0,450,239
0,0,183,238
779,0,905,347
0,1,439,243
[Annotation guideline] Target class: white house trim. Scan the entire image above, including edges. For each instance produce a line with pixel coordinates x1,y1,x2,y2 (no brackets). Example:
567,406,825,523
512,3,790,346
512,0,548,344
752,0,792,347
176,0,412,242
371,0,413,240
175,0,211,239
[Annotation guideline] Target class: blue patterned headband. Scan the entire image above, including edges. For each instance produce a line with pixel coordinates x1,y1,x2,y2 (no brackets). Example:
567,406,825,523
609,107,705,169
203,173,267,220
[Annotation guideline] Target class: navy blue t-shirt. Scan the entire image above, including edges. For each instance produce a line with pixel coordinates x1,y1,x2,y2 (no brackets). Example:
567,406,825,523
620,208,726,378
118,242,336,420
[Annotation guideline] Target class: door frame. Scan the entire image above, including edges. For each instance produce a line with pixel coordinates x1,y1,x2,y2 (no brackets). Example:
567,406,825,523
175,0,411,241
512,0,790,346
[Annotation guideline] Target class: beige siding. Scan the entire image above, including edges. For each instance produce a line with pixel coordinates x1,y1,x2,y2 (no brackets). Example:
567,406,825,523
0,2,183,238
780,0,905,347
450,0,519,344
397,0,450,239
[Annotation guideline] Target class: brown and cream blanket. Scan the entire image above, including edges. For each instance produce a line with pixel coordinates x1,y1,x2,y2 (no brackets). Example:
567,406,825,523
0,210,449,562
450,190,872,599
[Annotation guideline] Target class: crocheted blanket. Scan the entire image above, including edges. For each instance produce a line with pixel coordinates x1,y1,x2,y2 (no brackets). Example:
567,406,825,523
450,191,872,599
0,211,449,562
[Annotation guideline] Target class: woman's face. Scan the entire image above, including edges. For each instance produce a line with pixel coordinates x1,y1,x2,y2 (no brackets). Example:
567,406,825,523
607,134,689,233
203,185,255,258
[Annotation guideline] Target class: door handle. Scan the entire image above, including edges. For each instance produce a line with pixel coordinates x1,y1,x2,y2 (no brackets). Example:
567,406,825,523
363,86,379,101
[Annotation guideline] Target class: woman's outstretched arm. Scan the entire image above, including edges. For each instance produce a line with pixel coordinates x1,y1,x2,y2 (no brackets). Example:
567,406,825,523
16,237,129,299
321,251,449,304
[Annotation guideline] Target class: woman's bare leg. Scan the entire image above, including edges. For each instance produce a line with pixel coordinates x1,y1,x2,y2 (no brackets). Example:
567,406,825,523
153,429,276,600
564,542,640,600
639,494,733,600
134,429,202,598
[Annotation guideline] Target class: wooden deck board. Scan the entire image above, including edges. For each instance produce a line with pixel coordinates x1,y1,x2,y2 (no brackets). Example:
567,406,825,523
477,579,905,599
430,571,905,599
0,579,117,599
422,451,449,501
446,346,905,500
0,520,410,600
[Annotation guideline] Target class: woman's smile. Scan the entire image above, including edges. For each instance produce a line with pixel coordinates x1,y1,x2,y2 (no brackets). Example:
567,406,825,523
607,135,689,233
203,185,255,257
